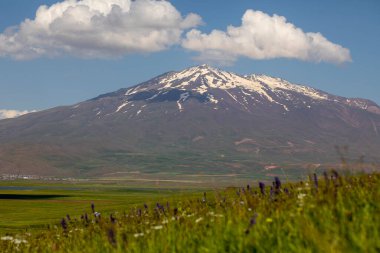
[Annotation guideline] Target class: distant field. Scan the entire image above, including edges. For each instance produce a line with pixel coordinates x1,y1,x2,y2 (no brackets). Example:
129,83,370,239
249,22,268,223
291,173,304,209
0,180,203,233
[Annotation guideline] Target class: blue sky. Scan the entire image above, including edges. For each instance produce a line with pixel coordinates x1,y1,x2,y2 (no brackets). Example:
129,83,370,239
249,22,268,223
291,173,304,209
0,0,379,115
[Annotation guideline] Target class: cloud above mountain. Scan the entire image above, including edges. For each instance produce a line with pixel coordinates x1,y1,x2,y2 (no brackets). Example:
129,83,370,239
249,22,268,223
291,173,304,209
0,109,36,119
0,0,202,60
0,1,350,65
182,10,352,65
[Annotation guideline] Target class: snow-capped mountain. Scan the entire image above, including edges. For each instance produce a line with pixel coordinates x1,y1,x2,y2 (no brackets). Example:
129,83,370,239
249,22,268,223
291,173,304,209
85,64,380,118
0,65,379,178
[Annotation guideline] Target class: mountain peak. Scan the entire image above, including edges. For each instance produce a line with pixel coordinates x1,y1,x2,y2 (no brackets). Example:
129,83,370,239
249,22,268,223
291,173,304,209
119,65,380,115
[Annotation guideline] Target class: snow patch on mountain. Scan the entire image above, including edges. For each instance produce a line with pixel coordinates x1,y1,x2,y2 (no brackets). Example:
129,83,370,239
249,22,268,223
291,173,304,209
116,65,379,115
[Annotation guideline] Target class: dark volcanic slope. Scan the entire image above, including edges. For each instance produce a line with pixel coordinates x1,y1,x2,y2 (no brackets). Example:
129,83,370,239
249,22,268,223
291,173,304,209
0,65,379,177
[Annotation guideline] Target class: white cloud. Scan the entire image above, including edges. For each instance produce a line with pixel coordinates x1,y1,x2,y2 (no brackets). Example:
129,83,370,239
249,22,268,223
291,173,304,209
182,10,352,65
0,109,37,119
0,0,202,60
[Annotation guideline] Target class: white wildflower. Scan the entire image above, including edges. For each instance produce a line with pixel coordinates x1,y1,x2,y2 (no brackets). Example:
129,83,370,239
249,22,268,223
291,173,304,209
195,217,204,223
133,233,144,238
13,239,27,244
152,225,163,230
297,193,306,200
1,236,13,241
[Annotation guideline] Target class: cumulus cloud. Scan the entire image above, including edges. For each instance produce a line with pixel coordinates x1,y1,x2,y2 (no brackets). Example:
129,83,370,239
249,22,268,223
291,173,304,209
0,109,37,119
0,0,202,59
182,9,352,65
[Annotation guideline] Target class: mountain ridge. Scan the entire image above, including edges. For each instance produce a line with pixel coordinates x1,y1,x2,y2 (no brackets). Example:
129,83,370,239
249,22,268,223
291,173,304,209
0,65,379,178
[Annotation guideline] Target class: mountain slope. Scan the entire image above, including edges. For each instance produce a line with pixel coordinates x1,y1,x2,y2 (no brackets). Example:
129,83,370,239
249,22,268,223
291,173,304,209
0,65,379,178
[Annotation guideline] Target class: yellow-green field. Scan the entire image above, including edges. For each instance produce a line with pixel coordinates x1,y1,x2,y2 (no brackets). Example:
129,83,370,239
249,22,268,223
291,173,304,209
0,172,379,252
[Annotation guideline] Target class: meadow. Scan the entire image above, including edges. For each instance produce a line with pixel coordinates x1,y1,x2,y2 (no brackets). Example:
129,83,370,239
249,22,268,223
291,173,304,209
0,171,379,252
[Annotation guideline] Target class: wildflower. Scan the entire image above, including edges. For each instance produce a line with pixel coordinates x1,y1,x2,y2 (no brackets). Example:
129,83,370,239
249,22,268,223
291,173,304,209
66,214,71,221
110,214,116,224
202,192,207,203
84,213,89,223
274,177,281,190
13,239,28,244
259,182,265,195
247,184,250,191
250,214,258,226
60,218,67,231
245,213,258,234
94,212,101,218
162,219,169,224
248,208,252,212
195,217,204,223
297,193,306,200
313,173,318,189
240,201,245,205
152,225,163,230
144,203,148,210
156,203,165,213
107,227,117,246
137,209,142,217
270,187,274,198
134,233,144,238
1,236,14,241
284,188,289,194
265,218,273,223
91,203,95,213
173,207,178,216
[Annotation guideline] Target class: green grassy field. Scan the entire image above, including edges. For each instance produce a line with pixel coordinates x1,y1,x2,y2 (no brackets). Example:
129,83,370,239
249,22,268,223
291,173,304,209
0,172,379,252
0,180,203,233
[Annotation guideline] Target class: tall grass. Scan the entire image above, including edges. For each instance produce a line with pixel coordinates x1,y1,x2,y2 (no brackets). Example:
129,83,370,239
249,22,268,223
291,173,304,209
1,172,379,253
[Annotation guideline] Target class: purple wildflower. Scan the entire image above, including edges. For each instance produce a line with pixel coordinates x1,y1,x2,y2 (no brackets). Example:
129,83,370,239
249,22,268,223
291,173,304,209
274,177,281,190
61,218,67,231
245,213,258,235
107,227,117,246
313,173,318,189
259,182,265,195
110,214,116,224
